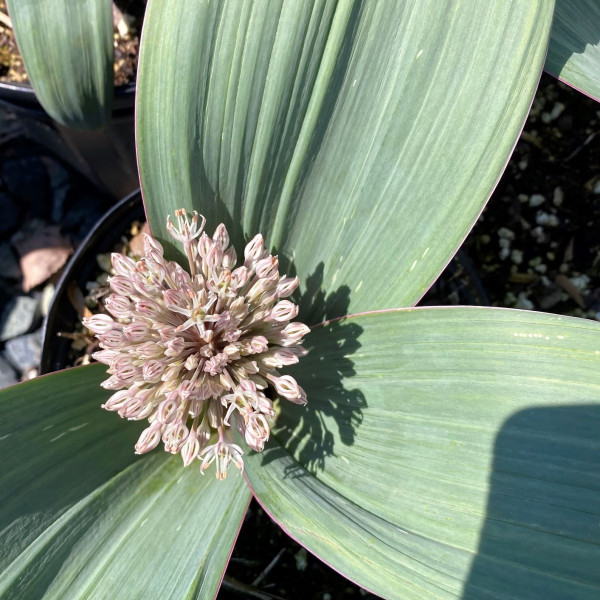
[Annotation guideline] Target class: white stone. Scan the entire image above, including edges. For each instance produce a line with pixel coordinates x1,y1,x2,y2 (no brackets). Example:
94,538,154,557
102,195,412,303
529,194,545,207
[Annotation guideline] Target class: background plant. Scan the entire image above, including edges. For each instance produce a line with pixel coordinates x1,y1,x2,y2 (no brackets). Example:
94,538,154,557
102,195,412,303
1,1,600,599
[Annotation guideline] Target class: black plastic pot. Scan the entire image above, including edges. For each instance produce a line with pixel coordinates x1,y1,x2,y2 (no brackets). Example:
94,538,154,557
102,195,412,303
0,81,139,199
40,190,144,375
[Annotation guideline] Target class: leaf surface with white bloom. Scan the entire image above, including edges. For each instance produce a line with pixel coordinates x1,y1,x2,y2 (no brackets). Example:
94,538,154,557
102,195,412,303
244,307,600,600
6,0,113,128
137,0,555,319
0,365,250,600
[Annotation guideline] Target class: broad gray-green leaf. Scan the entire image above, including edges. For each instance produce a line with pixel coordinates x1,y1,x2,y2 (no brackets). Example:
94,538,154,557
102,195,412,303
6,0,113,128
546,0,600,101
245,307,600,599
137,0,554,319
0,365,251,599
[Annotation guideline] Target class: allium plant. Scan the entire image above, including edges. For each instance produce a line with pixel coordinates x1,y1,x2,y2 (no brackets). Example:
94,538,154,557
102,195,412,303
2,2,600,600
84,210,309,478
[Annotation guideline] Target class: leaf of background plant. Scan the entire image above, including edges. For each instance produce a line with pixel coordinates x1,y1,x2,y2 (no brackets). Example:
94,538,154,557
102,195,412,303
0,365,251,599
6,0,113,129
545,0,600,101
137,0,554,320
244,307,600,599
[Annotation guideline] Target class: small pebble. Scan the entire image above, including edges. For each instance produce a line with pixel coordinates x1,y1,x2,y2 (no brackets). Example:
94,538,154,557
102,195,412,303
541,101,565,123
518,193,529,203
294,548,308,572
534,264,547,274
529,194,545,207
498,227,515,240
511,249,523,264
499,247,510,260
553,187,564,206
0,295,39,341
515,292,534,310
536,211,559,227
518,157,528,170
593,180,600,195
531,226,545,243
499,238,511,250
570,274,590,291
4,329,43,373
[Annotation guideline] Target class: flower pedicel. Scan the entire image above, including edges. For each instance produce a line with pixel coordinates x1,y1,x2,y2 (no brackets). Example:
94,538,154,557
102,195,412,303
83,209,308,479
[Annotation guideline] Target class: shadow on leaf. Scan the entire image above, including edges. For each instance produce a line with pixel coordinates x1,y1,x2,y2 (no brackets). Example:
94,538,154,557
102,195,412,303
261,262,366,476
464,404,600,598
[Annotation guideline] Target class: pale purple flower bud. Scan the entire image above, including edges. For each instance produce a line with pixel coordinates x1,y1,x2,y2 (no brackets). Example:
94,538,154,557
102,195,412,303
156,392,180,424
255,256,279,279
122,322,151,341
135,422,163,454
223,246,237,269
111,356,139,382
270,374,307,405
142,360,165,382
230,266,249,289
184,354,199,370
181,427,201,466
143,233,164,261
135,299,163,320
265,300,298,322
101,375,127,390
204,352,229,376
102,390,130,411
109,275,137,296
98,329,125,348
276,276,300,298
163,289,188,311
212,223,230,250
112,252,137,276
264,347,305,367
92,349,119,365
279,322,311,346
136,341,163,359
162,362,183,381
245,413,270,452
83,314,116,334
163,421,189,454
164,337,185,357
118,395,150,419
244,234,265,267
197,232,213,259
206,244,223,270
105,294,132,319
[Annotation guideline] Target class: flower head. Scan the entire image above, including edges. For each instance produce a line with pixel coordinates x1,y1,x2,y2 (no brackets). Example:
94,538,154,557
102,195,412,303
83,209,308,479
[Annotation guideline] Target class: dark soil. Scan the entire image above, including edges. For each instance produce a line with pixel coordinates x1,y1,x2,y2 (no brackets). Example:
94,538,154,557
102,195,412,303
461,73,600,318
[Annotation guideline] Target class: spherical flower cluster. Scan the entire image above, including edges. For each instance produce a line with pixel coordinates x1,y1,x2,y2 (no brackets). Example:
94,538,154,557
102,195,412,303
83,209,308,479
